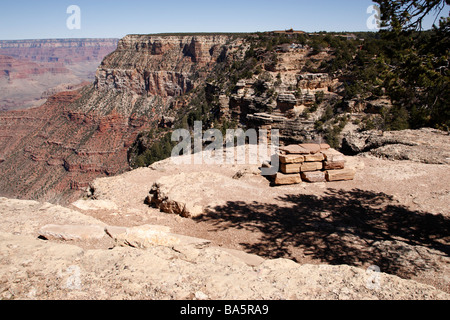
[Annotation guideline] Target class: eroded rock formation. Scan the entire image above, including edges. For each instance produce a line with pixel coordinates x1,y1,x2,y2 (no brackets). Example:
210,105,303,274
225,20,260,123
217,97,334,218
0,35,245,203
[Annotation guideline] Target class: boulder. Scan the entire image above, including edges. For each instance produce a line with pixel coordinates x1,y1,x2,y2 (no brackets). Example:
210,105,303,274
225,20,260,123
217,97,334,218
148,178,205,218
342,128,450,164
147,171,255,218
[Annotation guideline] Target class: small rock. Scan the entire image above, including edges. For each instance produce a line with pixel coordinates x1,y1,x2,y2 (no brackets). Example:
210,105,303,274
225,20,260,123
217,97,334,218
195,291,209,300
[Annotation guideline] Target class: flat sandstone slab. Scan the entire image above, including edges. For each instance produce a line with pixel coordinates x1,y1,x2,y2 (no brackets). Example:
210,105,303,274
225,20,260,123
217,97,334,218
301,171,326,183
281,163,303,174
322,148,346,162
304,153,325,162
279,145,310,155
301,162,323,172
279,154,305,164
299,144,322,154
109,225,211,249
274,172,302,185
326,169,356,182
324,160,345,170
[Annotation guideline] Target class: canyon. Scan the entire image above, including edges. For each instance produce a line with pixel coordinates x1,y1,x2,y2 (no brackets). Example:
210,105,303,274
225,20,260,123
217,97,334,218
1,33,448,204
0,35,247,203
0,33,448,300
0,38,118,111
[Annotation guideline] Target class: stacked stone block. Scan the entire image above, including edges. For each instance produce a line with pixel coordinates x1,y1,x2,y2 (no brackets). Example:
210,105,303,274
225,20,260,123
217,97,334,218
273,143,355,185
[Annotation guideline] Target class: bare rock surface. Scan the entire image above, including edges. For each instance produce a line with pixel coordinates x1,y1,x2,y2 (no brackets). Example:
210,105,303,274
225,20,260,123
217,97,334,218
342,128,450,164
147,170,266,218
0,231,448,300
0,197,106,237
1,143,449,299
72,199,119,211
38,224,106,241
82,145,449,295
110,224,211,249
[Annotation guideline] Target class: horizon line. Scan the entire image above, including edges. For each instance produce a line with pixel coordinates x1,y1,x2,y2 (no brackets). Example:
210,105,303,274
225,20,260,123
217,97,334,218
0,30,381,42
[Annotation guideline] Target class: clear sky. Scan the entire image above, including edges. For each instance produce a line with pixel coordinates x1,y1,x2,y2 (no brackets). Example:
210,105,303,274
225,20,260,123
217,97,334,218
0,0,448,40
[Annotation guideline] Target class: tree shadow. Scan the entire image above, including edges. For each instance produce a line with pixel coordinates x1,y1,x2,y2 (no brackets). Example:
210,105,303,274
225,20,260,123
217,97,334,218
195,188,450,279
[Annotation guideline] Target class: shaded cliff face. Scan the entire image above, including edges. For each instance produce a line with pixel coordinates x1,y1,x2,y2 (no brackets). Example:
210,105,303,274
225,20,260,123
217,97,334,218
0,38,119,111
0,35,244,203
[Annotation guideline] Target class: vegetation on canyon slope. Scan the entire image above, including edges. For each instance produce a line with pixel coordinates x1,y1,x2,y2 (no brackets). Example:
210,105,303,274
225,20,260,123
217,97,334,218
129,0,449,168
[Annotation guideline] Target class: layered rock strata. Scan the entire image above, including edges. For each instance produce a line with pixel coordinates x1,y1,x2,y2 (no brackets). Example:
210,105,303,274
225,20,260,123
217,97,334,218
0,35,244,203
0,39,119,111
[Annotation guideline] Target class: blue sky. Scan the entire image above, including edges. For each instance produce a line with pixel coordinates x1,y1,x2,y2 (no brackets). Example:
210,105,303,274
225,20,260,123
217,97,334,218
0,0,448,40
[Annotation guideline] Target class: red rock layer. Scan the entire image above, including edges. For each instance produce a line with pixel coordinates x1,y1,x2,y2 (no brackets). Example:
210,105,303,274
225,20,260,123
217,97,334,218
0,88,154,204
0,35,242,203
0,55,69,81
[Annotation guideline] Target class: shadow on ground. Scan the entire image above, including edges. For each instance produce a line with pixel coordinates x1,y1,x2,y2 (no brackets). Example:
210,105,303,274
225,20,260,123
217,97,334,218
195,188,450,278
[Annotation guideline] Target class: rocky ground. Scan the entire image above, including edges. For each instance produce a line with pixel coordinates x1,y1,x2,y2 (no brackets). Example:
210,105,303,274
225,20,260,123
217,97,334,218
1,138,449,300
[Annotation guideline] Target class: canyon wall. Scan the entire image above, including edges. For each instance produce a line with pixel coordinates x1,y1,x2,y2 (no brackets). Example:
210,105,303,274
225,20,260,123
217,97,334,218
0,33,351,203
0,35,244,203
95,35,243,97
0,38,119,64
0,38,119,111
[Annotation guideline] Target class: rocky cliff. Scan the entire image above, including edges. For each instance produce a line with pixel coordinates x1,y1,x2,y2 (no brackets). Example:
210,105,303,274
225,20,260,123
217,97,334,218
0,32,427,203
0,35,246,203
95,35,244,99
